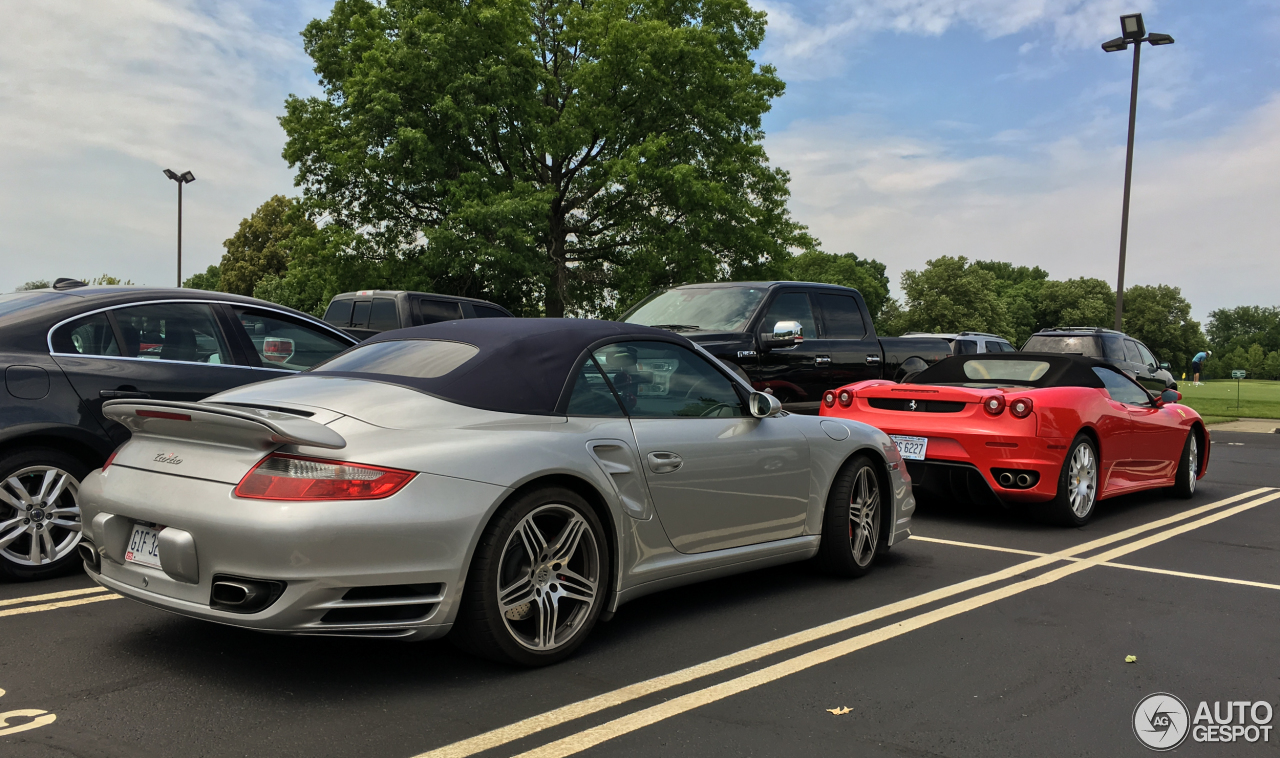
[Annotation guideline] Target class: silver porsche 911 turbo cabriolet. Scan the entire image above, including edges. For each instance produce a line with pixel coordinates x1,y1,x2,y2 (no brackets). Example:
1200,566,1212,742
79,319,914,665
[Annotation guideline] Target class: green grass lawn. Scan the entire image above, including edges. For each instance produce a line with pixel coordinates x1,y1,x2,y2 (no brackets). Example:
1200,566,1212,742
1175,379,1280,421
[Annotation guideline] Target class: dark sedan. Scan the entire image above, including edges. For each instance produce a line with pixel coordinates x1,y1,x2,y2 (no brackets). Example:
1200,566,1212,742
0,282,357,580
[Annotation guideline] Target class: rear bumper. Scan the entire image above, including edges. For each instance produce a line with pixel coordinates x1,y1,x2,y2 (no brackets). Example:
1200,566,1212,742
79,464,509,639
820,409,1063,503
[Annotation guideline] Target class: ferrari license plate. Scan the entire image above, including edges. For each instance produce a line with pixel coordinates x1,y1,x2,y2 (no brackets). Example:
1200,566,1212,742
890,435,928,461
125,524,163,569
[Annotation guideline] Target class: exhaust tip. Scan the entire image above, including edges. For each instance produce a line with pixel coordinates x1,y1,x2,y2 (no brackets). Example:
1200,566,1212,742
1016,473,1033,487
210,575,286,614
997,472,1014,487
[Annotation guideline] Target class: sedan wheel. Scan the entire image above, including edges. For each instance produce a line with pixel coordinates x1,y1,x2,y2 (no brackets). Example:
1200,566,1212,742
453,487,609,666
817,454,884,577
0,449,88,581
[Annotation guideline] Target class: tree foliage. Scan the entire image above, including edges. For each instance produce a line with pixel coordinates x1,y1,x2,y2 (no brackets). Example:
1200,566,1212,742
279,0,812,318
897,256,1010,336
784,251,890,320
218,196,311,297
1206,306,1280,356
183,265,222,292
14,280,50,291
1119,284,1205,373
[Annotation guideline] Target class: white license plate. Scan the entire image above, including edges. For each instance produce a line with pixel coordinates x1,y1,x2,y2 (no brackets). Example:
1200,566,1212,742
125,524,163,569
890,435,928,461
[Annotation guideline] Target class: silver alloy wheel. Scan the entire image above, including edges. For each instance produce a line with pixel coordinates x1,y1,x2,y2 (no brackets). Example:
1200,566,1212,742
497,504,600,652
0,466,83,566
1068,443,1098,518
848,466,880,567
1187,435,1198,493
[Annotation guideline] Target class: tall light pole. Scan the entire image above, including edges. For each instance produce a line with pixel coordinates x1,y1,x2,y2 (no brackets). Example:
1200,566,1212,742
163,169,196,287
1102,14,1174,331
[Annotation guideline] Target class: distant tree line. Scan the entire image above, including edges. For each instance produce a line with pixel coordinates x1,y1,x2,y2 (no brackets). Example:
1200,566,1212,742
1200,306,1280,380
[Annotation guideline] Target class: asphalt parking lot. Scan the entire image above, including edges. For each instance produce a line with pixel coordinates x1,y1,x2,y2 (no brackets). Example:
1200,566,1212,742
2,430,1277,757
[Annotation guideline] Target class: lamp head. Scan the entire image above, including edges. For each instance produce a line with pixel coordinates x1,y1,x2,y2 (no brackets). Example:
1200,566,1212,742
163,168,180,181
1120,13,1146,41
1101,36,1129,53
1147,32,1174,46
179,171,195,183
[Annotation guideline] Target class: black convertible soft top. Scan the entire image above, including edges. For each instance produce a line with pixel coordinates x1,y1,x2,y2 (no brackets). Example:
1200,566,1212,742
911,352,1109,389
309,318,695,415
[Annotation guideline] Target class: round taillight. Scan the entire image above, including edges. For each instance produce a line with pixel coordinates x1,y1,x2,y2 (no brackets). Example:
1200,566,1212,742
838,390,853,407
823,391,836,407
1010,397,1034,418
983,395,1006,416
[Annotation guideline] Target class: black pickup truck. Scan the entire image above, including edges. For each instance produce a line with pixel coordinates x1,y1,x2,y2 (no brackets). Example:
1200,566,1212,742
621,281,951,414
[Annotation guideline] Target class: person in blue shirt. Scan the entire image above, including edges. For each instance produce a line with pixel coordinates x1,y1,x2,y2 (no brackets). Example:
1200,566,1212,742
1191,350,1211,385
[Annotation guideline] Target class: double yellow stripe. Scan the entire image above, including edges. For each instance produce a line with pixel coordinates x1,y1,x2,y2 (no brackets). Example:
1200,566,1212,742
0,587,116,618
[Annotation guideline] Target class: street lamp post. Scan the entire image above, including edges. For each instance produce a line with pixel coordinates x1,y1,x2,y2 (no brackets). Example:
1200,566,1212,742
1102,14,1174,332
163,169,196,287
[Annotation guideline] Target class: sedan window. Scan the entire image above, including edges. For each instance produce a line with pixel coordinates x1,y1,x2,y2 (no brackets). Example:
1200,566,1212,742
1123,340,1143,365
233,307,353,370
111,303,230,365
50,313,121,356
1093,366,1152,406
1136,343,1158,368
594,341,745,418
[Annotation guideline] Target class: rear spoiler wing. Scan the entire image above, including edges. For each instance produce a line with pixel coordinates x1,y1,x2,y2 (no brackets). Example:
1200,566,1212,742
103,400,346,450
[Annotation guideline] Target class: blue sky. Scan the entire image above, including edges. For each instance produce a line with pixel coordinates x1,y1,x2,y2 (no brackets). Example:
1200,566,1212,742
2,0,1278,322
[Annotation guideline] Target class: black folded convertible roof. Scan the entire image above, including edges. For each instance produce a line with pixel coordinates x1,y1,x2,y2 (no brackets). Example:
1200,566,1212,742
911,352,1109,388
309,318,693,415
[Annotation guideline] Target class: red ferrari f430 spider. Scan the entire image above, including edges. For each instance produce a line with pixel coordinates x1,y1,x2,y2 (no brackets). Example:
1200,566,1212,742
819,353,1209,525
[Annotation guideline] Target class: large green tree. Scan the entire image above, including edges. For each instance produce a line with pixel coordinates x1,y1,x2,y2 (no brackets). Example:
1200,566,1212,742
280,0,812,318
218,196,311,296
785,251,890,320
1036,277,1114,334
1120,284,1205,372
898,256,1011,337
971,261,1049,346
1206,305,1280,356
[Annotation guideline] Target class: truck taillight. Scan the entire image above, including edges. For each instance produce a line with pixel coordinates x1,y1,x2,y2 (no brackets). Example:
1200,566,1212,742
234,454,415,501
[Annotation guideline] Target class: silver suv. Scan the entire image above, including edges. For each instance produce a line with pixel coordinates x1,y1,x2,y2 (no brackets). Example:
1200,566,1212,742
901,331,1015,354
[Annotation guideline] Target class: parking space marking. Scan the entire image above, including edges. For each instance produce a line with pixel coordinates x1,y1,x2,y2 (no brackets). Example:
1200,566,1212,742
914,535,1280,592
414,487,1274,758
505,491,1280,758
0,586,110,609
0,593,118,619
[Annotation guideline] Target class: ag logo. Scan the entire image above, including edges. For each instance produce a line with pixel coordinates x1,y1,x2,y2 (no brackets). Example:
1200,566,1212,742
1134,693,1190,750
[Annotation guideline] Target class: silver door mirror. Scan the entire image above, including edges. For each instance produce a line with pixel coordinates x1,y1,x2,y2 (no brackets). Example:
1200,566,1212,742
749,391,783,418
763,320,802,348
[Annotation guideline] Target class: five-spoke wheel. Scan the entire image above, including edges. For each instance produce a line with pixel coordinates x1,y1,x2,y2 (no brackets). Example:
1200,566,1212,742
817,454,884,577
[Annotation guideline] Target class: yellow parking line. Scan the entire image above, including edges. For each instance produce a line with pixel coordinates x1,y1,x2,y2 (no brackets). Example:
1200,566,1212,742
913,534,1280,592
0,586,110,609
508,491,1280,758
0,594,119,619
413,487,1274,758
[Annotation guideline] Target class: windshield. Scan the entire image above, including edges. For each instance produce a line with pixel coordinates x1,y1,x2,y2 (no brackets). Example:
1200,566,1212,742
1023,335,1104,359
624,286,766,332
0,291,63,321
311,339,478,379
962,360,1050,383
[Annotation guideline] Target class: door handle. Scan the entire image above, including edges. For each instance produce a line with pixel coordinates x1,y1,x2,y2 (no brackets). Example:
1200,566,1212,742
100,390,151,399
814,355,831,366
646,452,683,474
865,354,882,365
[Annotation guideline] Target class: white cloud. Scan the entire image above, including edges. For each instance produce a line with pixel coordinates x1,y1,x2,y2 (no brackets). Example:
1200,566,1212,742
768,95,1280,320
755,0,1158,79
0,1,323,289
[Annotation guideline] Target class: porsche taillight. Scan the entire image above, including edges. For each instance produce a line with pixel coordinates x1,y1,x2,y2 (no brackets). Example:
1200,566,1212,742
1009,397,1034,418
234,454,415,501
838,390,853,408
823,391,836,408
102,448,121,471
983,395,1006,416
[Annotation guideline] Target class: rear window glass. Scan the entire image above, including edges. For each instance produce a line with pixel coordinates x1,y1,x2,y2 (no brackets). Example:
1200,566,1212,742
1023,335,1103,358
369,298,400,331
963,360,1050,383
323,299,353,327
312,339,478,379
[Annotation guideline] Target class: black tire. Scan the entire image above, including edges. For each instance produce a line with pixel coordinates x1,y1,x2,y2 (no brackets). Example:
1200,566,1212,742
0,447,90,582
451,487,610,666
1034,433,1099,527
1172,430,1199,499
816,455,884,578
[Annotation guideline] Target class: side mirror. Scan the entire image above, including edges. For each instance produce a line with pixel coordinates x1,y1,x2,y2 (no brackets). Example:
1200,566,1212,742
1160,389,1181,405
762,320,802,349
1159,362,1170,370
749,391,783,418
